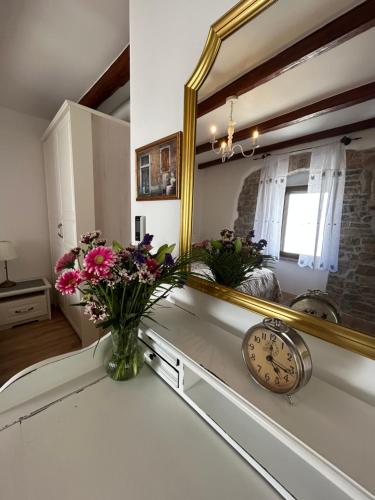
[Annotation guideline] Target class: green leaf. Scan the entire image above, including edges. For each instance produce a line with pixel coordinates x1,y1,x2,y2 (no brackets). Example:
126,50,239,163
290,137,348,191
211,240,223,250
112,240,123,252
155,243,175,264
234,238,242,253
97,318,114,329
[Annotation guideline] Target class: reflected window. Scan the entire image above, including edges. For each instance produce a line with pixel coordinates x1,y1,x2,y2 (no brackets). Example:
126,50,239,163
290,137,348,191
281,186,327,258
140,154,151,195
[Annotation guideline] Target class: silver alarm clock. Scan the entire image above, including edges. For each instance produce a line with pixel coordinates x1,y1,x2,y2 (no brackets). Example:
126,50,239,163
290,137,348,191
242,317,312,395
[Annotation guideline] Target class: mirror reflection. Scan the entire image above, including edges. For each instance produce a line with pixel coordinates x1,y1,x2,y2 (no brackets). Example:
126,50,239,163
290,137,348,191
193,17,375,336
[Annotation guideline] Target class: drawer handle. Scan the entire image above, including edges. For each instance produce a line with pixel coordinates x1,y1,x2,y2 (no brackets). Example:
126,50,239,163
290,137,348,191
57,222,63,239
149,353,156,361
15,306,34,314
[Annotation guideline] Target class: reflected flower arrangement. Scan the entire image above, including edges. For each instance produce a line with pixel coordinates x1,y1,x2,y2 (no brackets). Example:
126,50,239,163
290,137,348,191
193,228,270,289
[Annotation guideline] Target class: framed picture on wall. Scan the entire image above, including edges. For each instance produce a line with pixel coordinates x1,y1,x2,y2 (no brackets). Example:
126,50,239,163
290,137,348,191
135,131,182,201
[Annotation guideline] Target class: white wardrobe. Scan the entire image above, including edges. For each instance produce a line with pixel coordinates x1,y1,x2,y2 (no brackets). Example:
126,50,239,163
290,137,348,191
42,101,130,346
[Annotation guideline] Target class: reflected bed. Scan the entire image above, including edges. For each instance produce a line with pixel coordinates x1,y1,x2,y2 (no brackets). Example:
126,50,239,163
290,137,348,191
193,263,282,302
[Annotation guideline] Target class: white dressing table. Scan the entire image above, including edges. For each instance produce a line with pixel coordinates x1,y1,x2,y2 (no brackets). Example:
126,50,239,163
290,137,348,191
0,354,278,500
1,300,374,500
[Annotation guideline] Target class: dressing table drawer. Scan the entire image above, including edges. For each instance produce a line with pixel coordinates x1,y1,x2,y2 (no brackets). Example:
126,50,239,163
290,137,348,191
139,329,180,368
0,293,48,327
141,339,180,388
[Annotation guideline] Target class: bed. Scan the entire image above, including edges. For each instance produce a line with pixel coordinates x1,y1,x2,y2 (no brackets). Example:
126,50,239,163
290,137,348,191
193,263,282,302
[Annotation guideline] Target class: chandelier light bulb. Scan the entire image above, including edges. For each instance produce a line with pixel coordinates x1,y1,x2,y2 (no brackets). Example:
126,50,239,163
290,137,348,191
210,98,260,162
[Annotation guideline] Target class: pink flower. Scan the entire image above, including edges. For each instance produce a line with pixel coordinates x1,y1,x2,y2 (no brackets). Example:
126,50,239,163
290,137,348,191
55,251,77,273
146,258,159,273
55,270,82,295
193,240,209,249
80,269,111,284
83,246,116,277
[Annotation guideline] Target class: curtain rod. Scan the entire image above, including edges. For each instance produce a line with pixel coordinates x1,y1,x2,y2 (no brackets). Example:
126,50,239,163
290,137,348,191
256,135,361,159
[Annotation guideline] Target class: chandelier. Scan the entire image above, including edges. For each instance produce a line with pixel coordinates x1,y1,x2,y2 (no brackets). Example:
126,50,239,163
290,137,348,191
210,96,260,163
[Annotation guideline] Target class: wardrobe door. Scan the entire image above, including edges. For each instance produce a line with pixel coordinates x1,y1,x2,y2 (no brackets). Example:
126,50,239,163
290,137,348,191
53,112,82,334
56,112,77,251
43,128,64,298
44,103,99,347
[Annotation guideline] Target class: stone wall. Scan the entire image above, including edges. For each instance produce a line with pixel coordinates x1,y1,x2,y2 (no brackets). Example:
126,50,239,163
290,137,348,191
326,148,375,334
233,169,261,237
233,149,375,335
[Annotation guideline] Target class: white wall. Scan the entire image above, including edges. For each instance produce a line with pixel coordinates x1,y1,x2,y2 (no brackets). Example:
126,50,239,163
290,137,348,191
273,259,329,296
129,0,375,403
193,156,264,242
92,114,131,245
0,105,51,282
130,0,235,251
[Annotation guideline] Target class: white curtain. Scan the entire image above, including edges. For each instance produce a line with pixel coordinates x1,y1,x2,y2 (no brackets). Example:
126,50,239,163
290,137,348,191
298,143,346,272
253,154,289,258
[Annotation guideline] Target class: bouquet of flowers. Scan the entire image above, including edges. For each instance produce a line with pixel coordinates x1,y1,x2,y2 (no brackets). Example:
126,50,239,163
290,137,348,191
55,231,191,381
193,229,269,289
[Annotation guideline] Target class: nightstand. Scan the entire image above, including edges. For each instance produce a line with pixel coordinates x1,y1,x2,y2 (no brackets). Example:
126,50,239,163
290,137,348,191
0,278,51,330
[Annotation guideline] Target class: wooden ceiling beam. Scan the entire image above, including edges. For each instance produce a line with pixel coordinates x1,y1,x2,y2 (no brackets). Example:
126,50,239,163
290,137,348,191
197,0,375,118
79,45,130,109
197,117,375,169
196,81,375,154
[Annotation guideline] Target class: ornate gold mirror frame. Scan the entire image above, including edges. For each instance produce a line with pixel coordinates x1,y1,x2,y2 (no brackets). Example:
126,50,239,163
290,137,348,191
180,0,375,360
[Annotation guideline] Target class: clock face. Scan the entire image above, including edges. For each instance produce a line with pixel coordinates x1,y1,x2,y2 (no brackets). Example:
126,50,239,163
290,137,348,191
243,326,300,394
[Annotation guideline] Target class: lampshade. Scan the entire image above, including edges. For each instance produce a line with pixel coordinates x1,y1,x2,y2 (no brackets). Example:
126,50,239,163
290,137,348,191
0,241,17,261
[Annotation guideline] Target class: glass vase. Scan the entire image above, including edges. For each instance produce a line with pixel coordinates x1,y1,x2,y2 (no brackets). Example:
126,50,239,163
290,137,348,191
106,321,144,381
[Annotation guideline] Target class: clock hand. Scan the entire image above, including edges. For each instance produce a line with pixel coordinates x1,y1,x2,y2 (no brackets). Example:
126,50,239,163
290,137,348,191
266,355,291,374
265,354,280,376
270,358,292,374
271,364,280,375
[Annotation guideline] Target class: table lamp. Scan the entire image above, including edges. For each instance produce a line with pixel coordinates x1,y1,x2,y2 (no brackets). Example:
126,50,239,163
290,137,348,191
0,241,17,288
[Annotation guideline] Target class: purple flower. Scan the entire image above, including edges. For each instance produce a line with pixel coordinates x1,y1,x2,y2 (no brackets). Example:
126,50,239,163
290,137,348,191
248,229,255,239
164,253,174,267
256,239,267,251
117,249,131,263
71,247,81,256
246,229,256,245
133,251,147,266
141,233,154,246
80,230,101,244
220,229,234,241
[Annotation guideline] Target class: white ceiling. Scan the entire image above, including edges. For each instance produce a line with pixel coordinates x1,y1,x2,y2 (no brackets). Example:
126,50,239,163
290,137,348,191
196,3,375,165
197,100,375,164
197,28,375,145
0,0,129,119
199,0,364,101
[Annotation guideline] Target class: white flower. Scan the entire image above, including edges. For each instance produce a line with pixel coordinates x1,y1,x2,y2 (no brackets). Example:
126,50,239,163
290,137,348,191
84,301,108,323
119,269,136,282
137,266,156,284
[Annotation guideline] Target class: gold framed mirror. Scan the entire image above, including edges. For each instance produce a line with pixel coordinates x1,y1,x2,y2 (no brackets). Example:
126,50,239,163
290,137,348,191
180,0,375,359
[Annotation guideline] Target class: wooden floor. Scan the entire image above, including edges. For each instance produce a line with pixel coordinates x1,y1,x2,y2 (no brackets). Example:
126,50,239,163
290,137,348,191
0,307,82,387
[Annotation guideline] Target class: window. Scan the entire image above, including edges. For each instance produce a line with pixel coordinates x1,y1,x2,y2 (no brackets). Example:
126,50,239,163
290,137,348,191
281,186,327,259
140,154,151,195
